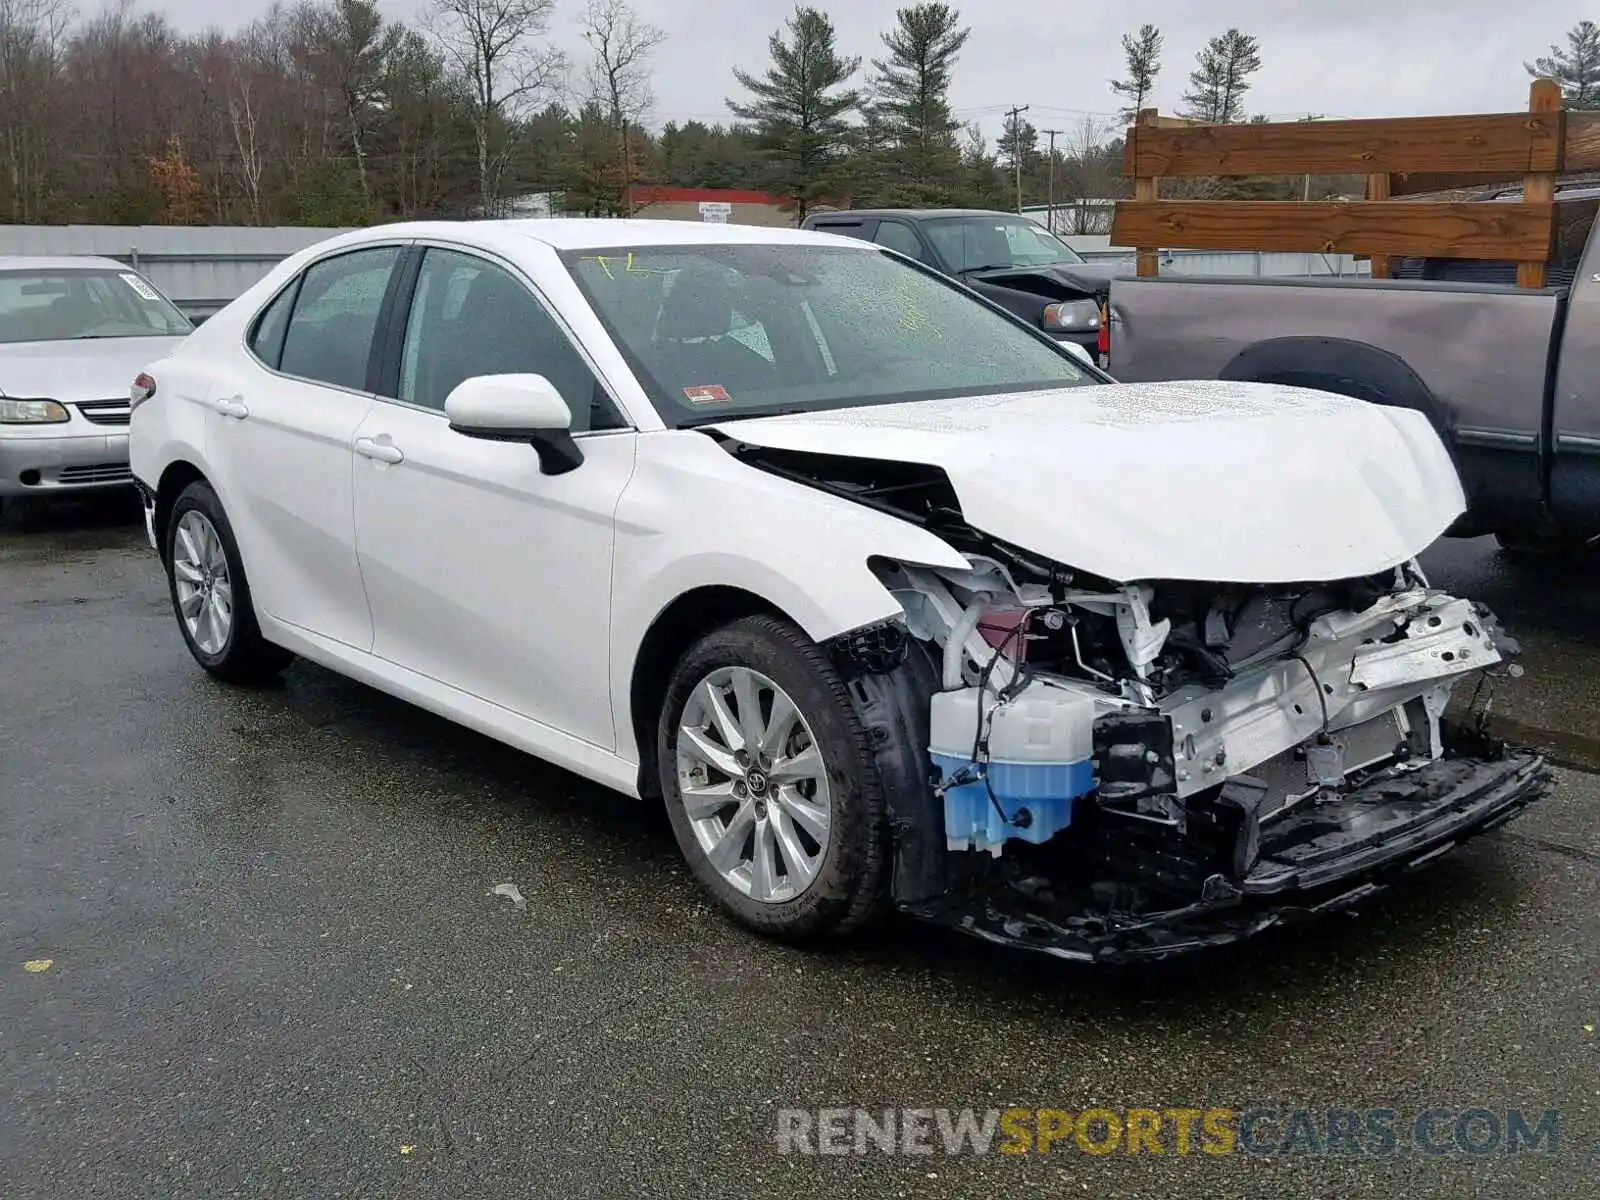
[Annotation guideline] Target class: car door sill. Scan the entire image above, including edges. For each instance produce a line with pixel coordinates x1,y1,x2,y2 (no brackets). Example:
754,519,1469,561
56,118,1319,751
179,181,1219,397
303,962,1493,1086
257,613,640,797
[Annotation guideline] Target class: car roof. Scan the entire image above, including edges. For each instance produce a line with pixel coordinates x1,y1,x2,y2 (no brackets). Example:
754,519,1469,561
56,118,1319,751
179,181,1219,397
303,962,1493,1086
804,208,1015,222
318,219,867,255
0,255,132,272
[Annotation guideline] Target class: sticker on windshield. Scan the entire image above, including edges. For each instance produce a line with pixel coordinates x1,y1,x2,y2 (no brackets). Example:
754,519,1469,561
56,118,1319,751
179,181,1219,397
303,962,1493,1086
684,384,732,405
120,273,159,301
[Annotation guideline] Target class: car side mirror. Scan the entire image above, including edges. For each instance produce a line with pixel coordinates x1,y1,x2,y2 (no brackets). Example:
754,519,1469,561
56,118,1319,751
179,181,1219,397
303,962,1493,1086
444,373,584,476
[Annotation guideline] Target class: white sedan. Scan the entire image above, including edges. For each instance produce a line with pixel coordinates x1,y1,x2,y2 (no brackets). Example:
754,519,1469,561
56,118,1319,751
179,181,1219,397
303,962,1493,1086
128,219,1547,962
1,256,191,513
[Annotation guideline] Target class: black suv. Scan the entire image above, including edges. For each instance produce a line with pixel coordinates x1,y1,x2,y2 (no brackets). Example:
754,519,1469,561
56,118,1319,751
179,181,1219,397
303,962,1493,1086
799,208,1115,361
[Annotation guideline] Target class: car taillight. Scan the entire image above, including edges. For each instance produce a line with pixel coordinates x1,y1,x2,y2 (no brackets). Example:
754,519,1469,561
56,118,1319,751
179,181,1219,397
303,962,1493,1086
129,372,157,414
1097,304,1110,358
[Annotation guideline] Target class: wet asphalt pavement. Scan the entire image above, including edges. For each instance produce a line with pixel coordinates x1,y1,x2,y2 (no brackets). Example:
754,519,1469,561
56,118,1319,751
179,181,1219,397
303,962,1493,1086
2,494,1597,1199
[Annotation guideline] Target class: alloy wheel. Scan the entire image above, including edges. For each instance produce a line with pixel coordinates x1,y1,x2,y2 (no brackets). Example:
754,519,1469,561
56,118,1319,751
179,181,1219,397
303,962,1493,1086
675,666,833,903
172,510,234,656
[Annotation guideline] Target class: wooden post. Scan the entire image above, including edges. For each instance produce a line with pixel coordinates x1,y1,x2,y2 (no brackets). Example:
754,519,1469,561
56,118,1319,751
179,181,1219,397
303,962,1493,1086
1366,172,1392,278
1519,78,1562,288
1134,108,1160,277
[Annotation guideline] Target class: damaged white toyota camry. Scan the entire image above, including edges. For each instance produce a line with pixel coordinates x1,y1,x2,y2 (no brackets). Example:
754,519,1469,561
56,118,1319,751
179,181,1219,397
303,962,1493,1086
128,220,1549,962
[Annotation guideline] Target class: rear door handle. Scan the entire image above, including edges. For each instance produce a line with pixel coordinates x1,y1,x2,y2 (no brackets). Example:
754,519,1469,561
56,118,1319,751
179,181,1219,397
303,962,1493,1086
210,395,248,419
354,436,404,465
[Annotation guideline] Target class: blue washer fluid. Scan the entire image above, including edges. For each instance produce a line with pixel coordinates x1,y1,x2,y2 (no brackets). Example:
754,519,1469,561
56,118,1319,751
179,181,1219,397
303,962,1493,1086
929,682,1098,856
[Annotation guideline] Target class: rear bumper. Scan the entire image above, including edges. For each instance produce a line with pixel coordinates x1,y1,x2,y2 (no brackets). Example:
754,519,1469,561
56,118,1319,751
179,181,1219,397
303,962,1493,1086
136,478,158,551
0,430,131,496
905,744,1552,964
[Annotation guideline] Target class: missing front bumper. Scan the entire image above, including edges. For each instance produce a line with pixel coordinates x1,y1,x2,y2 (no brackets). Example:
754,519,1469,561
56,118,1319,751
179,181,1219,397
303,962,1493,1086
901,744,1552,964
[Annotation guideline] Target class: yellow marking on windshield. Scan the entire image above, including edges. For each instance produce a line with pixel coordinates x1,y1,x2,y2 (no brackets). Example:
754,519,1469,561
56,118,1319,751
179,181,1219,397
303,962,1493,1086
578,252,672,281
625,252,671,277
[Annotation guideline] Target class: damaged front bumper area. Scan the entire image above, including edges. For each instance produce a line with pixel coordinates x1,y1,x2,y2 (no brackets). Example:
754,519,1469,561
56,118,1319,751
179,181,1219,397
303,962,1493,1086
837,553,1556,965
905,730,1550,964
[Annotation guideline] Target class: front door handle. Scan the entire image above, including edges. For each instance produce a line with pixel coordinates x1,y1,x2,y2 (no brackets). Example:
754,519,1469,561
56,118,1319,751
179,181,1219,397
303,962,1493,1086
210,395,248,419
354,436,404,465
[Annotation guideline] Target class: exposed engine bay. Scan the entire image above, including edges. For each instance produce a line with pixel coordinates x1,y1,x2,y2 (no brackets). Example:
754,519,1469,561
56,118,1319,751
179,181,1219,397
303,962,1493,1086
884,549,1510,838
758,448,1552,963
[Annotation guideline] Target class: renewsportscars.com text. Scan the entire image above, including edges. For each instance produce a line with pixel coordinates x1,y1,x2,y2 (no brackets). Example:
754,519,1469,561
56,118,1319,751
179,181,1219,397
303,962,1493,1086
775,1106,1560,1157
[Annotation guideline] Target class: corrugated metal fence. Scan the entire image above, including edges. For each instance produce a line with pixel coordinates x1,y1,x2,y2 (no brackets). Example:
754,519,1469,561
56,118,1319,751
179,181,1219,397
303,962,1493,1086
0,225,355,320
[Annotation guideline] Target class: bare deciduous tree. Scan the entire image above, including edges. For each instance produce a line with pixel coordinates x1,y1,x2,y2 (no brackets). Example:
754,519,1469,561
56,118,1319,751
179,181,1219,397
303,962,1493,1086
1056,114,1122,233
229,68,266,223
580,0,663,213
428,0,565,215
0,0,71,220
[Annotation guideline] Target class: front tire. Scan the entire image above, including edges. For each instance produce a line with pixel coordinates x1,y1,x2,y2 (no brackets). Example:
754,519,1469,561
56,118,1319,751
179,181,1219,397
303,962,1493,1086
165,481,292,683
657,614,890,942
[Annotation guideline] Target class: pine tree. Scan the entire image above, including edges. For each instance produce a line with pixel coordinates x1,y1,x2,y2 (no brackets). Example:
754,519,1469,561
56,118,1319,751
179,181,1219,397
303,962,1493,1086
1110,24,1162,124
996,114,1039,173
995,113,1039,209
1527,21,1600,109
847,91,897,206
1181,29,1262,124
958,122,1008,209
869,3,970,205
727,6,861,219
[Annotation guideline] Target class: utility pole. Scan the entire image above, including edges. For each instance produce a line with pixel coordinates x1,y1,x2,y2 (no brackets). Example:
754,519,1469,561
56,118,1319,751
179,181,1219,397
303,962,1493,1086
1043,128,1063,234
1005,104,1030,214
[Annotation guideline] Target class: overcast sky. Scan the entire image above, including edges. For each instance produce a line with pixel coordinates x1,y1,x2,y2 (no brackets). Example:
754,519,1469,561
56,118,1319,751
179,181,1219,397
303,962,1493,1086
157,0,1594,139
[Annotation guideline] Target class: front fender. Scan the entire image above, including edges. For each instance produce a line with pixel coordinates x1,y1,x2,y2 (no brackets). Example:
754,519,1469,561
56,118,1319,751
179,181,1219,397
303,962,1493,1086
608,432,969,761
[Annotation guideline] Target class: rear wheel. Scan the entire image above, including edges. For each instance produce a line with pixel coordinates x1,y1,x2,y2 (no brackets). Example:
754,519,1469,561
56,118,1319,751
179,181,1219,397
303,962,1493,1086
165,481,292,683
657,614,889,941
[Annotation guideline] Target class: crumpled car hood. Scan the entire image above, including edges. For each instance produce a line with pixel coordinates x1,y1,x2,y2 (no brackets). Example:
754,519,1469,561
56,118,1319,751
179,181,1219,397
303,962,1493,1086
968,260,1120,298
707,380,1464,584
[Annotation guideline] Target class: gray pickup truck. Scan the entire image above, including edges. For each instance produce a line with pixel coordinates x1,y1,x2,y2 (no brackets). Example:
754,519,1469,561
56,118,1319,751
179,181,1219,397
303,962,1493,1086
1109,185,1600,558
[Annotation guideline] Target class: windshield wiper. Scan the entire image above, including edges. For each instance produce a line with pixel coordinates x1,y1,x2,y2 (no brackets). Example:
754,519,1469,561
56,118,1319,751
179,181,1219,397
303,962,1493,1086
679,405,819,429
958,263,1014,275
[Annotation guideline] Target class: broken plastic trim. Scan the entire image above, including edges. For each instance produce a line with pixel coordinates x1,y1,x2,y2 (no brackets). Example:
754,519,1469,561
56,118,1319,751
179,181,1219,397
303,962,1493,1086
901,742,1552,964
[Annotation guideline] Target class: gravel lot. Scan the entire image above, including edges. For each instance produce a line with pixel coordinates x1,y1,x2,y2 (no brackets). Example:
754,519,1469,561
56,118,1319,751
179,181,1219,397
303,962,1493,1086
3,494,1596,1198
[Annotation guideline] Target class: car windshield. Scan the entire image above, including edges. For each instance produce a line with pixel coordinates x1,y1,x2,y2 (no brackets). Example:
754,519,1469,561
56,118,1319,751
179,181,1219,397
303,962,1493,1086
922,216,1086,272
0,268,193,344
563,243,1092,427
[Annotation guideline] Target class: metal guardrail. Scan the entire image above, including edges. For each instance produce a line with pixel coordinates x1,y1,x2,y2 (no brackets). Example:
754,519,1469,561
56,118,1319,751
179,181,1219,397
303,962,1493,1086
1078,247,1372,278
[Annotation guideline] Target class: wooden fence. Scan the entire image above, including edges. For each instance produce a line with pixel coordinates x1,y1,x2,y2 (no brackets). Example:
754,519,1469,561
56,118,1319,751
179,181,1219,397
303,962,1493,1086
1111,79,1600,287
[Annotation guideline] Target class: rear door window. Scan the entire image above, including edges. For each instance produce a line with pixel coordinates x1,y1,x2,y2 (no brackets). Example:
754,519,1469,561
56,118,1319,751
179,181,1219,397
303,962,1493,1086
248,279,301,370
278,246,400,391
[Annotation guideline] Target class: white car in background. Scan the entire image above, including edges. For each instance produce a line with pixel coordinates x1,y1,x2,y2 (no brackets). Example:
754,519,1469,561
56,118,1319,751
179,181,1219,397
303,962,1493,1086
127,220,1548,963
0,256,192,515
